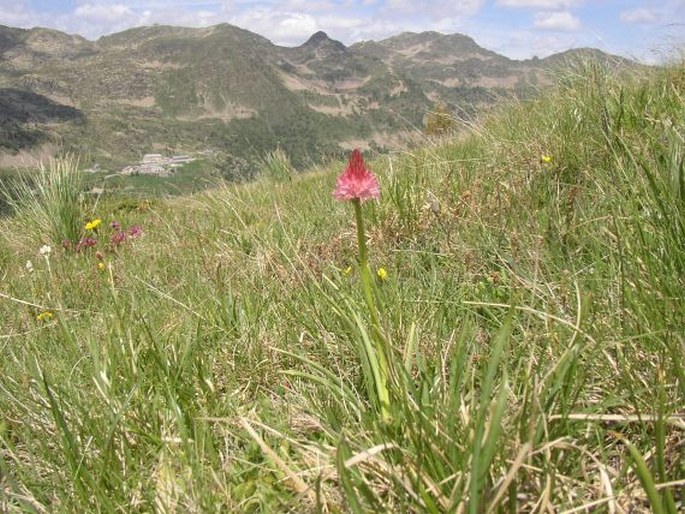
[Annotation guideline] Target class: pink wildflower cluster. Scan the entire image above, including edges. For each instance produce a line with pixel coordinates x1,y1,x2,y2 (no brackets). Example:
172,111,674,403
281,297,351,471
110,224,143,248
62,221,144,253
333,149,380,202
77,237,97,251
109,221,143,249
128,225,143,238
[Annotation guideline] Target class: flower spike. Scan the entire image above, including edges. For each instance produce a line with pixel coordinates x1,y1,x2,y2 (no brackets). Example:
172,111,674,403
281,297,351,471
333,149,380,202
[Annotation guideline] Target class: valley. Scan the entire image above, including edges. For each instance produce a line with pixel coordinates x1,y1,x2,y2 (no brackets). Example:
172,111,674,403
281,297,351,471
0,23,632,181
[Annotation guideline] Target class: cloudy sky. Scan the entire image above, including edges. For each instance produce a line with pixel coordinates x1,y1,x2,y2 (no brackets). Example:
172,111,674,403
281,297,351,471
1,1,683,62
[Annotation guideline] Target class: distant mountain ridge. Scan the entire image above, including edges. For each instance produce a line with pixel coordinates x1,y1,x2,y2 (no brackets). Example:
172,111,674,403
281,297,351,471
0,23,632,169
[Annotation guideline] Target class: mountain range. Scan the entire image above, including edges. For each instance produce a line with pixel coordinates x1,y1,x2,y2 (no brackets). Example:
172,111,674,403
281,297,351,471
0,23,630,169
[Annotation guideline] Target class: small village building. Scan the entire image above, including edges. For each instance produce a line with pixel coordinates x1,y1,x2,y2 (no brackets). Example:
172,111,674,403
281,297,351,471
142,153,164,163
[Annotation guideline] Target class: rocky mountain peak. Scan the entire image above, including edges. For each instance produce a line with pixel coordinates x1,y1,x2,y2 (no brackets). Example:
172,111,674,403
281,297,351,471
301,31,347,52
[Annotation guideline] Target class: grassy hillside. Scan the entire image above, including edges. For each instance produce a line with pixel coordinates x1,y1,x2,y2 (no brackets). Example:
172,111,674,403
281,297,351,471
0,59,683,512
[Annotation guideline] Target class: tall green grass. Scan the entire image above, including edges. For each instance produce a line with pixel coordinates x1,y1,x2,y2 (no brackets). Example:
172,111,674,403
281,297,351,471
259,147,295,183
0,155,84,245
0,60,683,512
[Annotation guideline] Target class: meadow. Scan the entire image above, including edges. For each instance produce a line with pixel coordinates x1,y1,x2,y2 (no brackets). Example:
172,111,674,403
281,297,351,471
0,59,683,513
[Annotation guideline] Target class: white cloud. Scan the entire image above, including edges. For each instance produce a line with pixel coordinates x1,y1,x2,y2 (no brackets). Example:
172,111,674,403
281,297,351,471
223,0,487,45
620,8,657,24
254,12,320,44
75,4,134,22
384,0,485,18
0,1,31,26
528,34,574,56
497,0,581,8
281,0,336,11
533,11,580,31
233,10,320,44
470,26,579,59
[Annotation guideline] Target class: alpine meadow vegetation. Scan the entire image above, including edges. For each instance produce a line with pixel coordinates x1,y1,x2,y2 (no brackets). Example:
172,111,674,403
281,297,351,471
0,59,684,513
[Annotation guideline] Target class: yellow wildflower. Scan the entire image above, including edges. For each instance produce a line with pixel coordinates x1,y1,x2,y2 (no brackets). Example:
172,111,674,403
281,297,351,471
98,262,106,271
36,311,53,322
376,267,388,281
343,266,353,276
541,155,553,164
85,218,102,231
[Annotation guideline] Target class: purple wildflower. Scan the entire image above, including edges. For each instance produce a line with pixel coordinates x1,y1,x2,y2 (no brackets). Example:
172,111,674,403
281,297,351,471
128,225,143,238
110,231,126,247
76,237,97,252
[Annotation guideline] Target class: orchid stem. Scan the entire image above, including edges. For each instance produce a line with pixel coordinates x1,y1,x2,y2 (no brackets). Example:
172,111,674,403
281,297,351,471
354,200,376,319
353,199,390,420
